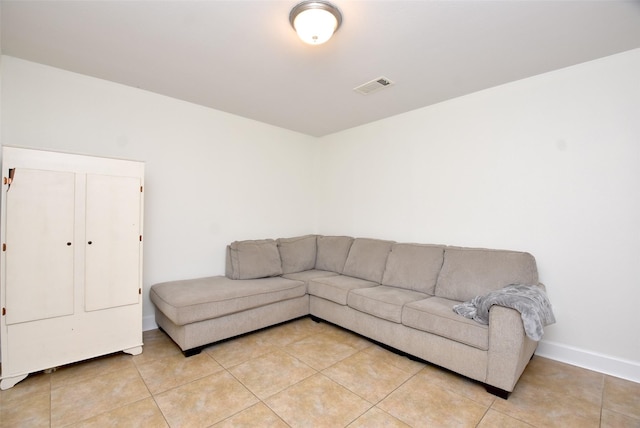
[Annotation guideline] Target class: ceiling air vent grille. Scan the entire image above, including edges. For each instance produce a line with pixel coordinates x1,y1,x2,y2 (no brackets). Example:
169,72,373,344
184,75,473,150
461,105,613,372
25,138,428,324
354,76,394,95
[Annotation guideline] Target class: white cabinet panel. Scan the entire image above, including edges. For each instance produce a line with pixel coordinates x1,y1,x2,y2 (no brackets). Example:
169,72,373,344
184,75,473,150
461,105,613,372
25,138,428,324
0,147,144,390
85,174,142,311
5,168,75,325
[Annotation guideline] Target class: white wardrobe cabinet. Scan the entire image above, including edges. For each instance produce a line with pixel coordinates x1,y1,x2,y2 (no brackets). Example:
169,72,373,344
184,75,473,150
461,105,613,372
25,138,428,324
0,147,144,389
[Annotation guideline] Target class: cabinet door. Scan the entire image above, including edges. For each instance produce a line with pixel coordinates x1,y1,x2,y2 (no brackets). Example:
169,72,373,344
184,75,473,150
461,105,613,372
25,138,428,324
84,174,141,311
4,168,76,324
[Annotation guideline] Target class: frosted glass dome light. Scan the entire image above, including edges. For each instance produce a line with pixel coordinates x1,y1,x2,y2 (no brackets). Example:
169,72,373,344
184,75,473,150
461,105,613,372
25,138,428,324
290,1,342,45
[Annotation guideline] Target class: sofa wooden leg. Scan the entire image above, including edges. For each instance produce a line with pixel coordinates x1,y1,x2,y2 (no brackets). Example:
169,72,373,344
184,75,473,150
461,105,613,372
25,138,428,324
485,385,510,399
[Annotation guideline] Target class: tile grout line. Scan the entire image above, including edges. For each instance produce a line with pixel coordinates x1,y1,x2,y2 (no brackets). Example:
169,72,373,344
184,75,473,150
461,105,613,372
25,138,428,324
222,350,307,428
474,406,492,428
219,326,377,427
132,355,173,428
6,323,640,427
56,361,153,428
599,374,606,428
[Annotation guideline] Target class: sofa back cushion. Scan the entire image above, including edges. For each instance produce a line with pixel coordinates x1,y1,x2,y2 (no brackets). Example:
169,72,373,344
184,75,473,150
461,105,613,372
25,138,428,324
226,239,283,280
315,236,354,273
382,243,444,294
435,247,539,302
277,235,317,274
342,238,395,283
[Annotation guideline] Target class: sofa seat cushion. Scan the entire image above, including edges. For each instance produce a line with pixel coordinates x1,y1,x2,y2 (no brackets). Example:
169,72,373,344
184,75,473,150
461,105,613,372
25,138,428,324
282,269,339,286
308,275,378,305
342,238,395,283
402,297,489,350
150,276,306,326
348,286,429,323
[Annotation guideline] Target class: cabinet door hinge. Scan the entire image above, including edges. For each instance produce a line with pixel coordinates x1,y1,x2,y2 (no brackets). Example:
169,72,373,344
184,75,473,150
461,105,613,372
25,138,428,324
4,169,15,187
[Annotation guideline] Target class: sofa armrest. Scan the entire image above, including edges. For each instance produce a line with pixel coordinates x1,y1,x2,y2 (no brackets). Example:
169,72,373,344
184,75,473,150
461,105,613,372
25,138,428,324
486,305,538,392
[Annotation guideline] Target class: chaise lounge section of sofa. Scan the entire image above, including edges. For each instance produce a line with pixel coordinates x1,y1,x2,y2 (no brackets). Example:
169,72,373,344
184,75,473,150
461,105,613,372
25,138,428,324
150,234,544,398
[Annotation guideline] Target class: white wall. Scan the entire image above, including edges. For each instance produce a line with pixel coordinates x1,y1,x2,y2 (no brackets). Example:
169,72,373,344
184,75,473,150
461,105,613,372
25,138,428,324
0,56,318,328
2,50,639,382
316,49,640,381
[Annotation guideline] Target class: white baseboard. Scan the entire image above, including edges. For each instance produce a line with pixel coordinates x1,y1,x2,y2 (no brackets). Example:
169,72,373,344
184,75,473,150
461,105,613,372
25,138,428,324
536,340,640,383
143,315,158,332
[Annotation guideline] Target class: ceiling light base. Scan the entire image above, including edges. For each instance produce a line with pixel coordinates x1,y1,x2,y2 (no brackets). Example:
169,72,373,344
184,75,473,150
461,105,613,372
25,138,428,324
289,1,342,45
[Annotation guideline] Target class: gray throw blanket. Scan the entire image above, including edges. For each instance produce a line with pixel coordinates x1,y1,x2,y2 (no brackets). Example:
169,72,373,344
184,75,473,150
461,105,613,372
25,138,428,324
453,284,555,341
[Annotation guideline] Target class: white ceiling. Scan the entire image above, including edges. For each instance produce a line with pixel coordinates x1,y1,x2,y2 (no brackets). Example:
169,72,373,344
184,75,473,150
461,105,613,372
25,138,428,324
2,1,640,137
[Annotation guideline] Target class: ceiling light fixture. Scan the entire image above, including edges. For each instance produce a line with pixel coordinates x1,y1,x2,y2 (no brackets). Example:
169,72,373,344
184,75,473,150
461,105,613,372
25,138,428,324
289,1,342,45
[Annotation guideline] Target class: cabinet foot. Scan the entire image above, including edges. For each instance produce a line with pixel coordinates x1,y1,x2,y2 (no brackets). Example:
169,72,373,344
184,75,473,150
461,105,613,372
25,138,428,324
1,374,28,390
123,346,143,356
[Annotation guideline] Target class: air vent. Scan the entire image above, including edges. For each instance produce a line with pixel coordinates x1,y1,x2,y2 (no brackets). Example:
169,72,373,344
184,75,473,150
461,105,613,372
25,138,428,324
353,76,394,95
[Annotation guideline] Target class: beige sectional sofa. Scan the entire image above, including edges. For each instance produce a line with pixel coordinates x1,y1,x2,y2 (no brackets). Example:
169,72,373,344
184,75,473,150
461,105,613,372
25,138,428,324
150,235,543,398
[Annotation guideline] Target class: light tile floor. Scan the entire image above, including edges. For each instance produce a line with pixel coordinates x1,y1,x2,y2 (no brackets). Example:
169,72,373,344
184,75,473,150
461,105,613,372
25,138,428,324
1,317,639,427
